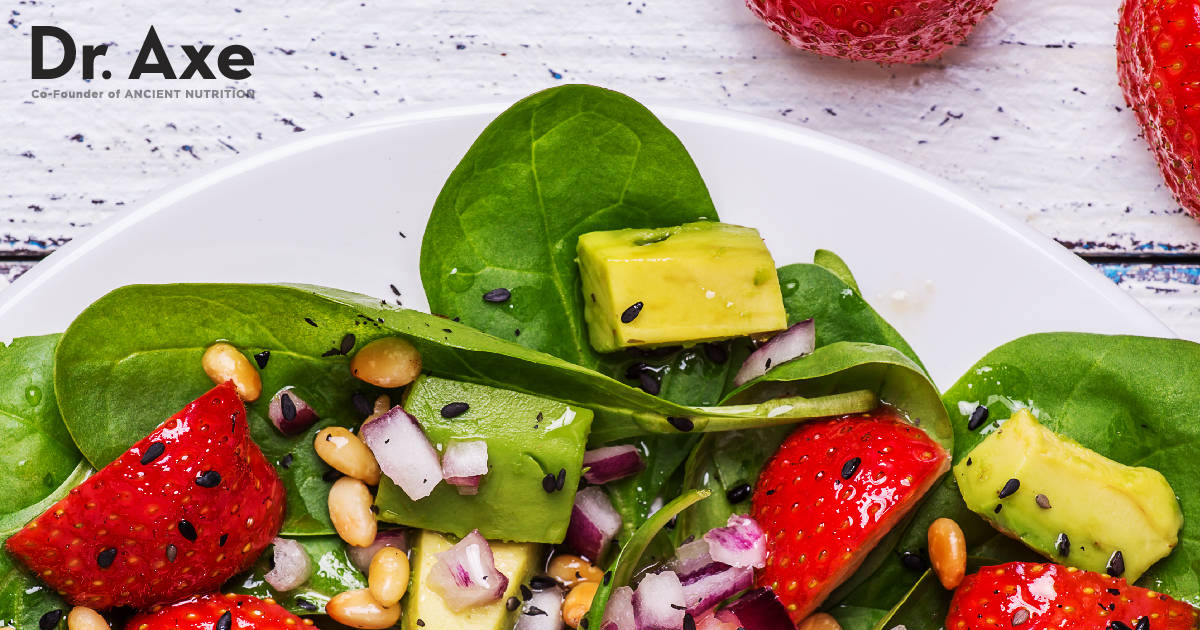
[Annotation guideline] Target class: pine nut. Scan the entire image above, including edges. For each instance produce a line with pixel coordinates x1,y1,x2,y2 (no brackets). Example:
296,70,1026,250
548,554,604,588
67,607,110,630
202,342,262,402
315,427,382,485
328,477,377,547
798,612,842,630
325,589,400,629
351,337,422,388
368,546,410,607
562,582,598,629
928,517,967,589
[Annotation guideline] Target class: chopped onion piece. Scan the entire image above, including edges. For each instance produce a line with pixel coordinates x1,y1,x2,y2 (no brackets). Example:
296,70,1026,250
565,487,622,561
360,405,442,500
516,585,564,630
732,319,815,387
601,585,635,630
670,539,715,581
347,529,408,574
703,514,767,569
634,571,686,630
715,588,795,630
582,445,645,484
267,388,320,436
694,610,742,630
427,530,510,612
442,440,489,495
263,537,312,592
680,563,754,616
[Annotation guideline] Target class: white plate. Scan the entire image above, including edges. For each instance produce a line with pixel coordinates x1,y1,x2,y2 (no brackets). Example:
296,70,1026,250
0,103,1173,388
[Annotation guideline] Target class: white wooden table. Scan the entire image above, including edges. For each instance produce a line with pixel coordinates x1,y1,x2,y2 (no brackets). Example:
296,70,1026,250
3,0,1198,340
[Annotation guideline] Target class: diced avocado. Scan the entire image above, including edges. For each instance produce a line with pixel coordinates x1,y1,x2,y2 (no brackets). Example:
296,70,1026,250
404,529,540,630
375,376,593,543
577,221,787,352
955,410,1182,581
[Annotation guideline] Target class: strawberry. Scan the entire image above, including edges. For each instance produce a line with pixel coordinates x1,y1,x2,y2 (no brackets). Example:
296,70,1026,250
126,593,311,630
5,382,285,610
1118,0,1200,218
746,0,998,64
751,410,949,623
946,562,1198,630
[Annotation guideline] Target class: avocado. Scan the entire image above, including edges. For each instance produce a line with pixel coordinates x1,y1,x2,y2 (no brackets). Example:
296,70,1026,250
577,222,787,352
375,376,593,543
955,410,1182,581
404,529,540,630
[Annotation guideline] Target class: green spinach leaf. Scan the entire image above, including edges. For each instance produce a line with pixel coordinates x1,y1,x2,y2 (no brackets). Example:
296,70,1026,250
420,84,717,368
228,536,366,616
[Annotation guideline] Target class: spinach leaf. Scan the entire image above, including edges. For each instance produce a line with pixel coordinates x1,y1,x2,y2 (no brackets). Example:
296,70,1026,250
228,536,366,616
420,84,717,368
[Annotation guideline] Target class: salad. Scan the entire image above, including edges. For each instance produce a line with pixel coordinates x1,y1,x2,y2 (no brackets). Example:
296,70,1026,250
3,85,1200,630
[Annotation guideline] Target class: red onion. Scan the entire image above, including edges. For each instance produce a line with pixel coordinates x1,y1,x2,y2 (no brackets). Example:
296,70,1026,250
732,319,815,387
582,445,645,485
634,571,686,630
680,563,754,616
714,588,795,630
267,388,320,436
565,487,622,561
515,585,564,630
703,514,767,569
346,529,409,574
694,610,741,630
442,440,489,495
670,539,715,580
600,586,635,630
360,406,442,501
263,537,312,592
427,529,510,612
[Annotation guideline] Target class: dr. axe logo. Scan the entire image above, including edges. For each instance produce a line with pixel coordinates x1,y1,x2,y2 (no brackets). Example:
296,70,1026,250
31,26,253,80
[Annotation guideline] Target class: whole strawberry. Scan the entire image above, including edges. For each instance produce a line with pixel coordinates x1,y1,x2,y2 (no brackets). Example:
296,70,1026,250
947,562,1198,629
747,0,998,64
1118,0,1200,218
5,382,285,610
751,410,949,623
127,593,311,630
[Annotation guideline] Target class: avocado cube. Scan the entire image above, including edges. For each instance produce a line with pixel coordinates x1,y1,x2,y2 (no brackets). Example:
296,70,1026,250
404,529,539,630
375,376,593,543
577,222,787,353
955,410,1182,581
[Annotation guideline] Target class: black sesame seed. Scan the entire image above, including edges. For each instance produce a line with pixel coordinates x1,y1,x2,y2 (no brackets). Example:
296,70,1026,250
726,483,752,504
340,333,356,354
841,457,862,480
620,301,644,323
637,371,660,396
667,416,694,432
483,288,512,303
967,405,989,430
178,519,197,541
506,596,520,611
556,468,566,491
1107,588,1121,596
304,317,317,327
166,544,178,562
195,470,222,488
900,551,927,572
1110,622,1133,630
281,393,297,421
1107,550,1126,577
526,606,547,617
220,533,229,547
994,504,1003,514
529,575,557,590
704,343,728,364
1036,494,1052,509
998,478,1021,499
295,597,318,612
603,571,612,586
684,613,697,630
1135,616,1150,630
96,547,117,569
1012,609,1030,626
1056,533,1070,557
254,350,270,369
323,468,344,482
39,609,63,630
140,442,166,465
670,604,686,611
764,358,773,369
441,402,470,418
216,610,232,630
416,620,425,627
542,473,557,493
278,453,293,469
520,584,533,601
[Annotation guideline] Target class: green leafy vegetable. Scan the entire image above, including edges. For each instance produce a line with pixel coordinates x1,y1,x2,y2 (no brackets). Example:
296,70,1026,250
420,84,717,368
228,536,366,616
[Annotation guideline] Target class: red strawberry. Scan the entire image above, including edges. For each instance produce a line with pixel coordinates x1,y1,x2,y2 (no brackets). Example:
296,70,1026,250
746,0,998,64
751,410,949,623
1118,0,1200,218
5,382,285,610
946,562,1198,630
126,593,311,630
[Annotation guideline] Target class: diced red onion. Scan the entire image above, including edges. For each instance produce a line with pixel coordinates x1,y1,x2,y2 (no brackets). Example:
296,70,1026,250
427,530,510,612
582,445,645,485
267,388,320,436
679,563,754,616
515,585,564,630
263,537,312,592
360,406,442,501
694,610,742,630
703,514,767,569
347,529,409,574
565,487,622,561
601,586,635,630
714,588,795,630
732,319,815,387
442,440,489,495
634,571,686,630
670,539,715,581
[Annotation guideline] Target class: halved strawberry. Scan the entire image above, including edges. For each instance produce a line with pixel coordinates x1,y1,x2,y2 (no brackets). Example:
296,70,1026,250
5,382,285,610
946,562,1197,629
126,593,311,630
751,410,949,623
